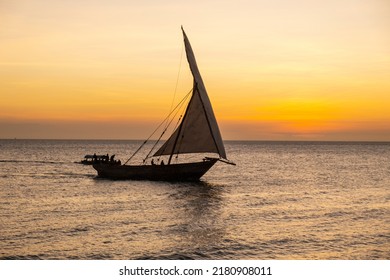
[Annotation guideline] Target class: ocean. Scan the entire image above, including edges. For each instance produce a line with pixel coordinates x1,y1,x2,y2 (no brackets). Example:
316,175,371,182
0,140,389,259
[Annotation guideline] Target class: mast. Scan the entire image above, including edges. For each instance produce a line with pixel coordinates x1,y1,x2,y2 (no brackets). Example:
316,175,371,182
167,83,197,165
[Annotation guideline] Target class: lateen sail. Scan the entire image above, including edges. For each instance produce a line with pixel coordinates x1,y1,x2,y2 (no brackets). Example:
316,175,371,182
154,27,227,159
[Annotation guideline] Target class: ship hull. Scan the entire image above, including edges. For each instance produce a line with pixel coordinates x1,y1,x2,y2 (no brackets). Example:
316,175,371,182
93,158,218,181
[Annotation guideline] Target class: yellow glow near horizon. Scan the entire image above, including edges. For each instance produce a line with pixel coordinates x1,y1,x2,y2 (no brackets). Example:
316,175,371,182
1,0,390,140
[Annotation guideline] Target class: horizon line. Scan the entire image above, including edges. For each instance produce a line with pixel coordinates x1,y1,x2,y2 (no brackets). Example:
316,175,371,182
1,138,389,143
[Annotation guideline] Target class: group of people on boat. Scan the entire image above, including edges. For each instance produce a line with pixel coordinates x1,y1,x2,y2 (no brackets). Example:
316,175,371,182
151,159,165,166
91,153,121,165
80,153,122,165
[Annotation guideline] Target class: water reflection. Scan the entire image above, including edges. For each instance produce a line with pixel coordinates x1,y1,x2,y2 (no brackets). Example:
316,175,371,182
91,177,229,259
166,181,226,256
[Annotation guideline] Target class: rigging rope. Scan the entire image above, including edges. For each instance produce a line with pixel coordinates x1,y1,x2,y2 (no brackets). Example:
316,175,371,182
132,44,185,165
143,95,188,163
124,88,193,165
156,103,187,162
161,43,184,134
170,43,184,115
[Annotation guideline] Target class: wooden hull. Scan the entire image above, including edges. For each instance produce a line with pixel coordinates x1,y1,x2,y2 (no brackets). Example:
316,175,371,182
92,158,218,181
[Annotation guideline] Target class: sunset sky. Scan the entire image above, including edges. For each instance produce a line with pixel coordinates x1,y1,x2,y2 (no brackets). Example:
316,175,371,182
1,0,389,140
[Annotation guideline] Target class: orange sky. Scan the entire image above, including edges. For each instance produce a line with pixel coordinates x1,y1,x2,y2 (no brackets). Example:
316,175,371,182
1,0,389,140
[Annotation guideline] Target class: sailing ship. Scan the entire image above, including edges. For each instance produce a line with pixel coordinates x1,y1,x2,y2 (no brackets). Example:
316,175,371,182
93,27,234,181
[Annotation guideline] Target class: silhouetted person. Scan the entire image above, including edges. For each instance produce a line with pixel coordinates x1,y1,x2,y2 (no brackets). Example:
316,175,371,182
161,160,165,165
110,154,115,162
151,159,155,165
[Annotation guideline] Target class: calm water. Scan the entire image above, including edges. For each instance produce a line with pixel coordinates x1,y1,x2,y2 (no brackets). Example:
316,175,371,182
0,140,389,259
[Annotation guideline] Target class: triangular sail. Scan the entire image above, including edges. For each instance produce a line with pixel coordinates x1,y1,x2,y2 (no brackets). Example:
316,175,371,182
153,27,226,159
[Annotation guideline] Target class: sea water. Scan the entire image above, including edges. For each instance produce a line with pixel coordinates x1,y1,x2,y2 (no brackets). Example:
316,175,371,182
0,140,389,259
